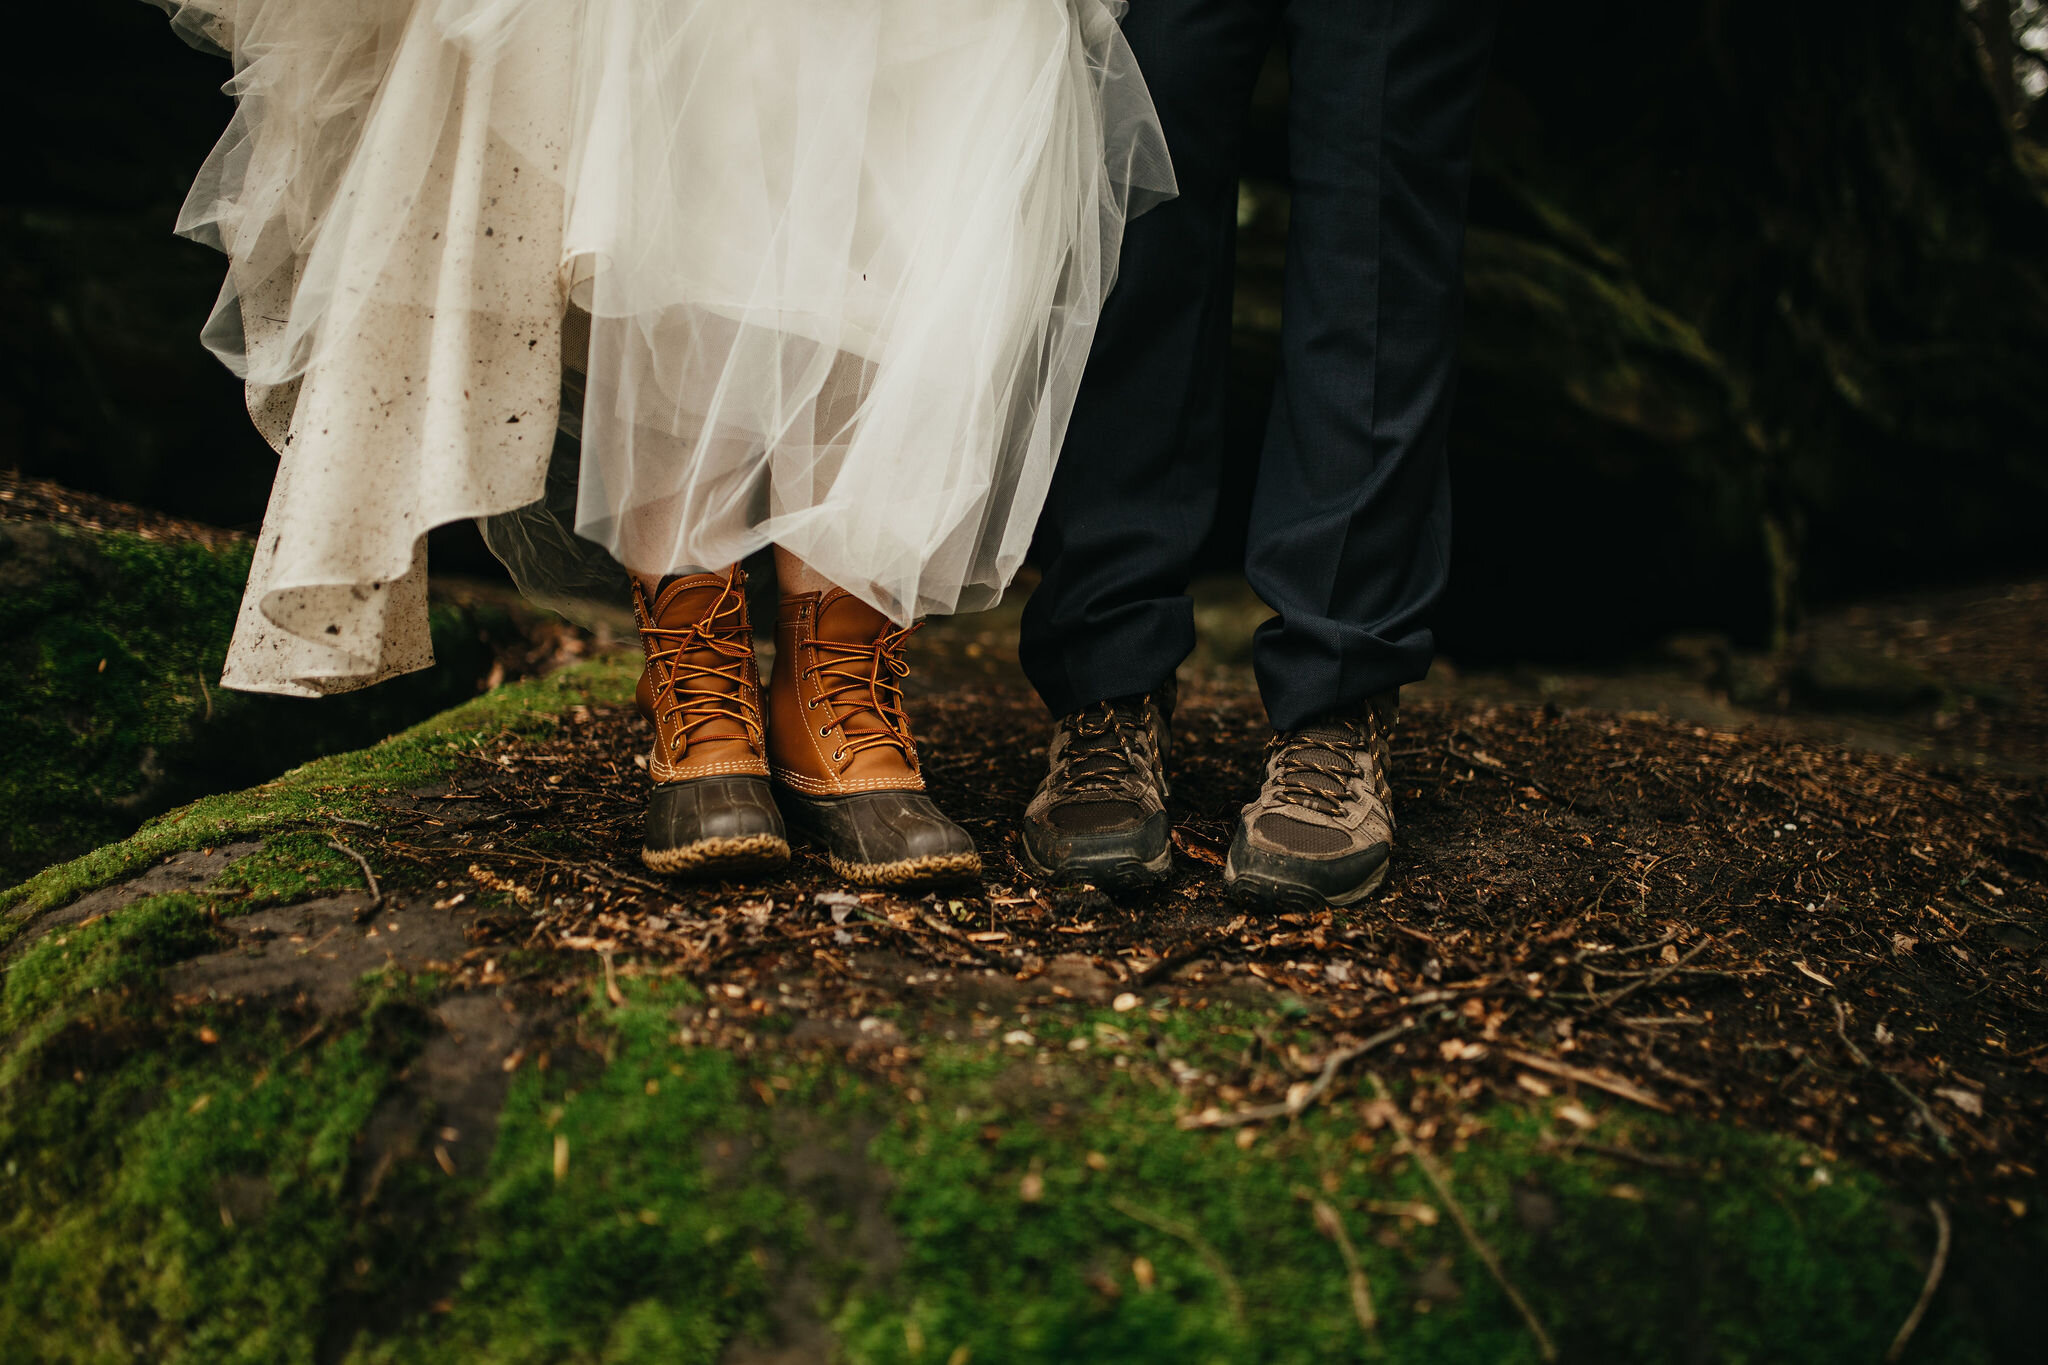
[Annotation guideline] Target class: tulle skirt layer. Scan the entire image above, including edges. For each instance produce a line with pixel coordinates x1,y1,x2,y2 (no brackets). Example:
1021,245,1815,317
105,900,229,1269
152,0,1171,695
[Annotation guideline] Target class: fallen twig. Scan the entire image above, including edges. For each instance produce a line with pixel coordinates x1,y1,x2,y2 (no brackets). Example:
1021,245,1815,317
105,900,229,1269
575,860,679,898
913,910,1005,966
1548,1137,1698,1173
1634,1048,1720,1098
1131,921,1246,988
1572,926,1682,961
848,907,992,969
388,839,674,903
1581,963,1760,982
1884,1199,1951,1363
1368,1073,1558,1362
1832,998,1952,1154
1180,1022,1418,1129
284,1020,327,1056
326,834,385,922
1498,1048,1673,1114
1108,1196,1245,1325
1311,1198,1379,1337
1582,935,1718,1017
703,924,843,972
1445,738,1566,804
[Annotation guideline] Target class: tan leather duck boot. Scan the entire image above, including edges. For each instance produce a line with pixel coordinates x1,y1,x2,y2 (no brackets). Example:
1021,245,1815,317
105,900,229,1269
634,569,789,876
768,589,980,887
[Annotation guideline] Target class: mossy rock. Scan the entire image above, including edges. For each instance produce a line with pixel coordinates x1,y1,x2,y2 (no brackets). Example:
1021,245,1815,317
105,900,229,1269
0,517,522,886
0,917,2013,1364
2,662,2032,1363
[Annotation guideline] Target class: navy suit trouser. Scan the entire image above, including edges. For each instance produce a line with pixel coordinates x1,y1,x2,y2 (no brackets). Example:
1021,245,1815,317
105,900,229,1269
1019,0,1500,731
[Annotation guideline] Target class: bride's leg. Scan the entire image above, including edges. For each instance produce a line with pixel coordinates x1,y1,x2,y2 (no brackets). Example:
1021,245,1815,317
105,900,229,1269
763,547,980,887
769,547,835,597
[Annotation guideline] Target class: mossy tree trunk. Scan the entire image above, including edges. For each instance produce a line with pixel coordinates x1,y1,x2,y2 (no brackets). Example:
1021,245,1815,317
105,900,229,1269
1461,0,2048,645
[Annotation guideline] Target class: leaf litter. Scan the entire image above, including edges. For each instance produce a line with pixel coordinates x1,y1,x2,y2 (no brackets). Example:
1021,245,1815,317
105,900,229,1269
323,665,2048,1221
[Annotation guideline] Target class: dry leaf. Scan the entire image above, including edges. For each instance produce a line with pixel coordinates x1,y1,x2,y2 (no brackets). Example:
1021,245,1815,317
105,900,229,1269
1555,1102,1597,1129
1364,1200,1438,1226
1792,960,1836,989
1934,1086,1983,1117
1359,1098,1399,1130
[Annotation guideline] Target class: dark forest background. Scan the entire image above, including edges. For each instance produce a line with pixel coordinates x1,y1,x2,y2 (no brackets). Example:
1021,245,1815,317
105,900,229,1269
4,0,2047,664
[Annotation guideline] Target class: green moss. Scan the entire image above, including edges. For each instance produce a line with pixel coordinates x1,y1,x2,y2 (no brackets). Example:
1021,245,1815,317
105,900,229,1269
0,885,457,1365
0,520,573,888
829,1005,1988,1365
0,893,219,1054
0,939,2010,1364
0,655,637,930
0,523,254,881
350,979,807,1365
209,832,374,908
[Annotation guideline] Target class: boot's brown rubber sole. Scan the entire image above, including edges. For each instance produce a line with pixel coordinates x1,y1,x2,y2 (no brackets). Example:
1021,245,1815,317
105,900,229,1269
642,833,791,877
825,849,983,888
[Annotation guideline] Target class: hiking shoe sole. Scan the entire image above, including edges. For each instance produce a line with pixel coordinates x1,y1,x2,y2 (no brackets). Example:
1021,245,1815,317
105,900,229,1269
1018,830,1173,892
1223,845,1390,912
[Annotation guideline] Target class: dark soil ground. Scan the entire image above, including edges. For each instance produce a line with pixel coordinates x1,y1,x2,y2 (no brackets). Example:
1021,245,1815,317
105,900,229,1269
401,669,2048,1215
7,557,2046,1360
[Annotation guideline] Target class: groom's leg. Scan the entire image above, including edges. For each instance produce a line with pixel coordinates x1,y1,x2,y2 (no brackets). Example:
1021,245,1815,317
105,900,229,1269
1019,0,1275,715
1244,0,1499,731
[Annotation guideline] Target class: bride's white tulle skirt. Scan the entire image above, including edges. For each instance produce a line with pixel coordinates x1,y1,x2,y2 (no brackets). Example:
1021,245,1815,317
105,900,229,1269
151,0,1171,695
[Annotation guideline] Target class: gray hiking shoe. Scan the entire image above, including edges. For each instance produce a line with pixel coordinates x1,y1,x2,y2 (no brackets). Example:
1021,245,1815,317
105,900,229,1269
1224,695,1397,911
1019,684,1174,890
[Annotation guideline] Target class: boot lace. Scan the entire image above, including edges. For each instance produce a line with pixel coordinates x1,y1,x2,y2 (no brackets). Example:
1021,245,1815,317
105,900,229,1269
807,620,923,765
1265,718,1377,818
1056,699,1155,794
635,570,762,752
